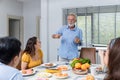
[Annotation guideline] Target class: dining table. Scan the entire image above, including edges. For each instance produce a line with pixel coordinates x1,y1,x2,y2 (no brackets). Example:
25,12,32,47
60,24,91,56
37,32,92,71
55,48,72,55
23,61,106,80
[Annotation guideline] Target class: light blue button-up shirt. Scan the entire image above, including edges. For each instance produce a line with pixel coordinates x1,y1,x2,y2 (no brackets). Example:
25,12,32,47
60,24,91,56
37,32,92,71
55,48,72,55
0,62,23,80
56,25,82,60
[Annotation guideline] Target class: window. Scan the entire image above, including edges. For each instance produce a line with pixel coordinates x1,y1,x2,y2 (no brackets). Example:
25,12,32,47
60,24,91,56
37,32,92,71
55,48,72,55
63,5,120,46
77,14,92,46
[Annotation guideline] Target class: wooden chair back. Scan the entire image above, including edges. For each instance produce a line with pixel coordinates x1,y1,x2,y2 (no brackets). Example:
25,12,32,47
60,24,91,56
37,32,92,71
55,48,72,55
80,47,96,64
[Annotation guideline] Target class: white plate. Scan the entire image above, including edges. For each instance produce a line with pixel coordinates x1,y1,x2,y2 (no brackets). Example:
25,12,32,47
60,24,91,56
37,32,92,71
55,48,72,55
54,75,69,79
54,73,69,79
74,76,99,80
37,72,52,78
20,69,36,77
41,63,57,68
57,65,70,71
72,68,88,75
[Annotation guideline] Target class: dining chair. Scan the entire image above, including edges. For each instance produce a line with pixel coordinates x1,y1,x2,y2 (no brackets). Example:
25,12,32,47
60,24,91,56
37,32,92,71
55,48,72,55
79,47,96,64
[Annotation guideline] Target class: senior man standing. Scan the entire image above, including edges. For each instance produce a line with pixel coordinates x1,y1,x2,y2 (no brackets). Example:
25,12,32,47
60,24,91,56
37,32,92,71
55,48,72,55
52,13,83,62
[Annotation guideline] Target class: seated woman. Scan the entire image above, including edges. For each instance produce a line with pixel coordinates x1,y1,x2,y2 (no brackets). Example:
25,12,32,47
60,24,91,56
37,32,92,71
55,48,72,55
0,37,23,80
21,36,43,70
98,37,120,80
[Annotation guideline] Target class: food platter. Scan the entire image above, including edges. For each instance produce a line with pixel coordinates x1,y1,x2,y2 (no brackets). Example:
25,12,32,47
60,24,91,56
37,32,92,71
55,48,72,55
36,78,49,80
57,65,69,71
74,76,99,80
72,68,88,75
45,69,61,74
54,75,69,79
37,72,52,78
20,69,36,76
41,63,57,68
54,73,69,79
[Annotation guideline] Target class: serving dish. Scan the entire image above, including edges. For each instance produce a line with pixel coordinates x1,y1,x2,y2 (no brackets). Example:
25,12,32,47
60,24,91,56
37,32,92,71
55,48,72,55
54,73,68,79
20,69,36,76
72,68,88,75
37,72,52,78
41,63,57,68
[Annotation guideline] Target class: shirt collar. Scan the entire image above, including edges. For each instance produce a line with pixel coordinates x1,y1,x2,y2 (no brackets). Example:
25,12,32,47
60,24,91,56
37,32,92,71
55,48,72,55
67,25,76,31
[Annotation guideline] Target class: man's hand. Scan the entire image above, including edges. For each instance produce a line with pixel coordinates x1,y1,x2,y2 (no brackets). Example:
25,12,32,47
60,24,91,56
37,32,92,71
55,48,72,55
52,34,61,39
74,37,80,43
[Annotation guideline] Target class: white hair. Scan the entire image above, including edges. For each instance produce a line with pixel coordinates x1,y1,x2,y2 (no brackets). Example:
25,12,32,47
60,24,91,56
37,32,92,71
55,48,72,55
67,13,77,20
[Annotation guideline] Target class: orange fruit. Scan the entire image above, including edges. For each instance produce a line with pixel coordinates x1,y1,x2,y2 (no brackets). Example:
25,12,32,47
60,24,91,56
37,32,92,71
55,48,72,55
75,63,82,69
85,63,90,69
81,64,87,71
86,74,95,80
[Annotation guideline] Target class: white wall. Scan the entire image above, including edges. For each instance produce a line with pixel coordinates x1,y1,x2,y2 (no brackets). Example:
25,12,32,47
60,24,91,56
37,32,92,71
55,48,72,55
0,0,23,37
41,0,120,62
23,0,40,46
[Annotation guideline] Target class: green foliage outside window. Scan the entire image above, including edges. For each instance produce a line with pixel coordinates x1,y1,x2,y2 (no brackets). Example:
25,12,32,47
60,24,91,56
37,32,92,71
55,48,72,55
77,13,120,46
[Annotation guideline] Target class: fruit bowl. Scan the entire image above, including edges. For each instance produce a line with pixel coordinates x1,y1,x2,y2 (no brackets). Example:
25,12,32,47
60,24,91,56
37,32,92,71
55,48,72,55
72,68,88,75
70,58,91,68
70,58,90,69
70,58,90,75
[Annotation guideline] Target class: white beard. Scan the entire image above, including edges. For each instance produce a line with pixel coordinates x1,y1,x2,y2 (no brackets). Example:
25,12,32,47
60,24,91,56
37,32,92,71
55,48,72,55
68,23,75,27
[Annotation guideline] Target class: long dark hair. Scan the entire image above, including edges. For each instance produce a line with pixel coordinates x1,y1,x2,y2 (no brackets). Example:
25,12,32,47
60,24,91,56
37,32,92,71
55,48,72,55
104,37,120,80
0,37,21,65
23,36,37,56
